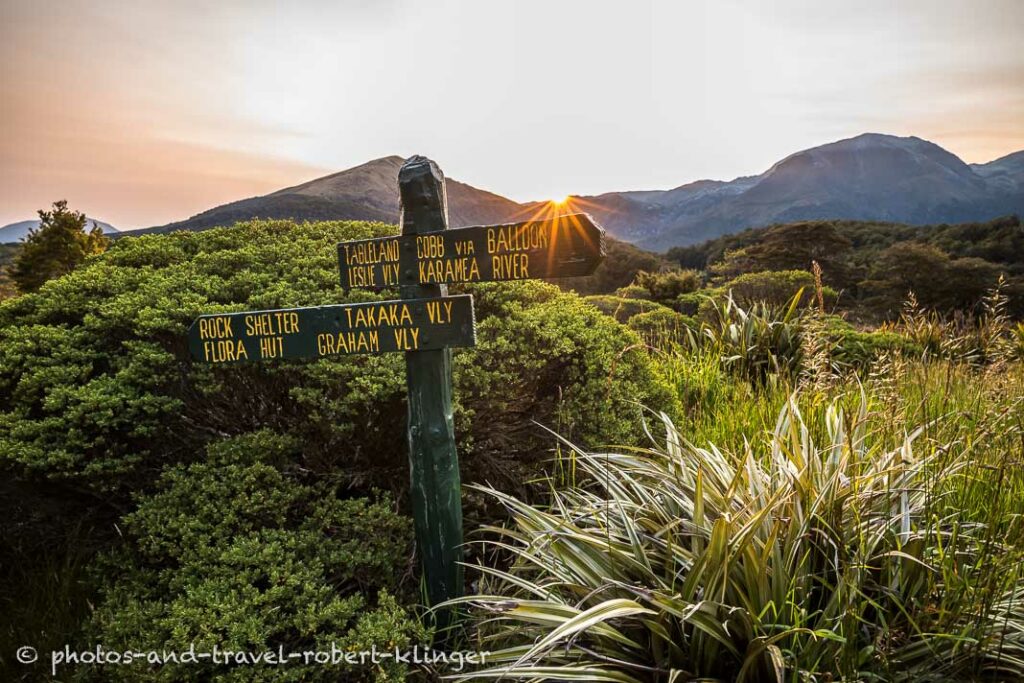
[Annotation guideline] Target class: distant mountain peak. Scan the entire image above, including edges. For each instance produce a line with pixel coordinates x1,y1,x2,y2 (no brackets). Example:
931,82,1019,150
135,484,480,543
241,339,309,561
132,135,1023,251
138,154,523,235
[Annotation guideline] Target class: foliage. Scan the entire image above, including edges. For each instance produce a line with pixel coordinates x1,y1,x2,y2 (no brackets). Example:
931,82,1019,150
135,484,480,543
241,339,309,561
456,384,1024,682
702,221,855,289
668,215,1024,320
0,244,19,299
632,269,701,303
861,242,1001,313
11,200,109,293
723,269,838,310
582,295,664,323
84,431,426,682
0,219,679,675
626,308,695,351
822,317,923,368
454,282,680,506
0,220,677,501
564,238,669,295
694,291,805,383
613,284,652,300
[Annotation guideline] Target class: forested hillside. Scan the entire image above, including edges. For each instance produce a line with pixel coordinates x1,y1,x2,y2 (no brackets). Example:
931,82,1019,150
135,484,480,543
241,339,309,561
668,214,1024,318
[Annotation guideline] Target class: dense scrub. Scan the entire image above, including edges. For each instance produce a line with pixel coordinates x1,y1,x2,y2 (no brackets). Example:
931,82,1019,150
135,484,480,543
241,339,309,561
667,215,1024,319
0,219,678,680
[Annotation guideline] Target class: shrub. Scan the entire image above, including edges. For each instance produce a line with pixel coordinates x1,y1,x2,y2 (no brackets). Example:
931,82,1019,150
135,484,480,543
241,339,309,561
454,282,680,505
612,284,651,300
0,220,678,502
0,220,680,673
675,289,719,317
626,307,695,351
723,269,838,310
582,294,664,323
84,431,426,682
824,316,922,367
632,269,701,302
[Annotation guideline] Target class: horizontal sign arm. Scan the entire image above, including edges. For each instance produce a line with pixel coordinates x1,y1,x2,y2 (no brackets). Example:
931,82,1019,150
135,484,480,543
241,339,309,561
338,212,605,289
188,294,476,363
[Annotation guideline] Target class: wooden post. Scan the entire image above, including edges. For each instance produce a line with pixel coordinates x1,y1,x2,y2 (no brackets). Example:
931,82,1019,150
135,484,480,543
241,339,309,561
398,156,463,628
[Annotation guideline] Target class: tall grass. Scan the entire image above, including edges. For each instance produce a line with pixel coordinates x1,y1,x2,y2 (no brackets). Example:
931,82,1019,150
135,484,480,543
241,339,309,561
453,391,1024,681
452,289,1024,682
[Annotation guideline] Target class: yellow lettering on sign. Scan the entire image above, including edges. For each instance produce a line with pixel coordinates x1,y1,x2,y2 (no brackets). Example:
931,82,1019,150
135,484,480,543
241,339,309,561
343,239,400,266
416,234,446,259
202,339,249,363
198,316,234,340
491,253,530,280
244,312,301,337
259,336,284,359
393,327,421,350
316,330,381,356
418,257,481,284
426,300,454,324
486,223,549,254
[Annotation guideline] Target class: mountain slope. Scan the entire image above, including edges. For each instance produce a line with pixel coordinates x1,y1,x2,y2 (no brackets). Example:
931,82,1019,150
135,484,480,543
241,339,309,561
572,134,1024,249
0,218,118,244
138,156,525,235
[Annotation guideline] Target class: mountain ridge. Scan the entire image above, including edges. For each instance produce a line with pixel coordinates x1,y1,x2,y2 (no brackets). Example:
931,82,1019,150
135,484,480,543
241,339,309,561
132,134,1024,250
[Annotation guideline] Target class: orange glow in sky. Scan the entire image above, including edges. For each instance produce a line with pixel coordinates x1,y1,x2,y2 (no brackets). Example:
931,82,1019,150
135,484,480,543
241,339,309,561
1,0,1022,229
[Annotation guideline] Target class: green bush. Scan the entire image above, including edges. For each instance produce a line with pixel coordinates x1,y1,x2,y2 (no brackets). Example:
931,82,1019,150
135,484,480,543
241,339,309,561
723,269,837,310
824,317,923,367
675,289,718,316
582,294,664,323
85,431,426,682
0,220,678,501
0,220,680,669
632,268,701,302
457,282,679,504
626,307,695,351
612,284,651,300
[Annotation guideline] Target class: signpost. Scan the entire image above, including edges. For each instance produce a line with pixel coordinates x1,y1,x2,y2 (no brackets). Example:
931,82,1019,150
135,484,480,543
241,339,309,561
187,155,605,630
188,295,476,364
337,212,605,289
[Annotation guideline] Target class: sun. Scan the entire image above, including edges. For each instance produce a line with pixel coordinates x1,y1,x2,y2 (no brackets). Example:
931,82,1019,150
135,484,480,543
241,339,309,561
550,195,569,206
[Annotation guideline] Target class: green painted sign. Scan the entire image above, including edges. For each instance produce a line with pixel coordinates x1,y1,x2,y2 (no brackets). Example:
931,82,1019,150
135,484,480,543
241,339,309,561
337,213,605,289
188,294,476,364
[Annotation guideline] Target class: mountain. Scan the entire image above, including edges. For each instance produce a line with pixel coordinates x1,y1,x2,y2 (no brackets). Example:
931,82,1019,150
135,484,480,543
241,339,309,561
136,156,526,235
0,218,119,244
569,134,1024,250
972,150,1024,195
134,136,1024,251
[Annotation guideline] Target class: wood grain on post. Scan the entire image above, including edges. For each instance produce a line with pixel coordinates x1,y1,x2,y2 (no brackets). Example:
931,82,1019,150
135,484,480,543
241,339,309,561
398,156,464,629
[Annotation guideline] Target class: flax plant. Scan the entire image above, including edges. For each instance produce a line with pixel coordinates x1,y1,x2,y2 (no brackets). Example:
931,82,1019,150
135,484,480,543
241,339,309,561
450,395,1024,682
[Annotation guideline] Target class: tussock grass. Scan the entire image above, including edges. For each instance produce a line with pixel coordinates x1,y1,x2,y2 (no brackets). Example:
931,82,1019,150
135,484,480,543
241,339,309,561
453,293,1024,682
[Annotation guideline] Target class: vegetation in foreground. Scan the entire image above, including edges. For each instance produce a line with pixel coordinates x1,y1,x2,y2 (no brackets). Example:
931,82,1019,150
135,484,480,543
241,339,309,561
453,286,1024,681
0,219,674,682
2,215,1024,680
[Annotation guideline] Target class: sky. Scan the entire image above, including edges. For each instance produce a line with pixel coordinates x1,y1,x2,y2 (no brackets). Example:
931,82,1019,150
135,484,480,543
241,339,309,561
1,0,1022,229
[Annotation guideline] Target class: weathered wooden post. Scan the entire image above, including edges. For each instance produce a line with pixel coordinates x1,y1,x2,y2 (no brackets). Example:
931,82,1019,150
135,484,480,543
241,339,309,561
397,156,463,625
